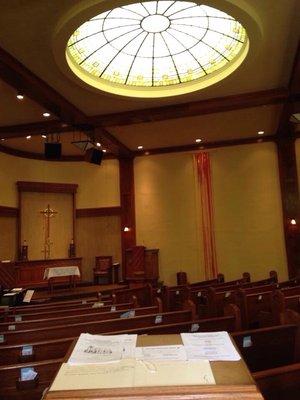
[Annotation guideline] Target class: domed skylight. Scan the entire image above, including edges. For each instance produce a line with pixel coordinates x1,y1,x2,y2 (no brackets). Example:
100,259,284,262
66,1,248,97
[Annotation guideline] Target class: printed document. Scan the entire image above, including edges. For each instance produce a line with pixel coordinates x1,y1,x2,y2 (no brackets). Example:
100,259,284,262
68,333,137,364
181,331,241,361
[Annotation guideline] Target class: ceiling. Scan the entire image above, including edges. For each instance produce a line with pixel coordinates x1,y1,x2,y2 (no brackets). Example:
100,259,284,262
0,0,299,157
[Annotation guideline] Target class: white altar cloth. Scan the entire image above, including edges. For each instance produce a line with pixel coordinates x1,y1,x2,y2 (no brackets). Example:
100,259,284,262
43,266,80,280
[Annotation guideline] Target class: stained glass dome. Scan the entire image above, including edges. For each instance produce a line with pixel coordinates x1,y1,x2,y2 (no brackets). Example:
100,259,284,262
66,1,248,97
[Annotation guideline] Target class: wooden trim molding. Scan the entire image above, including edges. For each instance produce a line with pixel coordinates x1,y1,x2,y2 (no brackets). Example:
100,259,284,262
134,135,276,157
0,143,117,161
76,206,121,218
0,205,18,217
17,181,78,193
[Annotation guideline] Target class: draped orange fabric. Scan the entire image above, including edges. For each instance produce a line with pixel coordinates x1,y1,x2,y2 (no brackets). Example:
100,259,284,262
195,153,218,279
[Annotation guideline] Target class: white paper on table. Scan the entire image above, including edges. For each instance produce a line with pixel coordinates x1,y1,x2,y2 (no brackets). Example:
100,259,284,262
181,331,241,361
50,359,215,391
3,292,17,296
135,345,187,361
68,333,137,365
11,288,23,292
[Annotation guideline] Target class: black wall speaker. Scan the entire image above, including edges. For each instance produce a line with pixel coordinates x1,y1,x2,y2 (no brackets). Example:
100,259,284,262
44,143,62,160
85,148,103,165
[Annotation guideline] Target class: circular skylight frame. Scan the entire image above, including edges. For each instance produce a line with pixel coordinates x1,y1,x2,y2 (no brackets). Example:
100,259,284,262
63,1,251,98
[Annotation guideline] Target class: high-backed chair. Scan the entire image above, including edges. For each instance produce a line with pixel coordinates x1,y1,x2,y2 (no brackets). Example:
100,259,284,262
93,256,113,285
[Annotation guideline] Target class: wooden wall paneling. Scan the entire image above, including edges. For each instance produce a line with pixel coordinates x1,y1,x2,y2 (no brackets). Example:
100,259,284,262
72,192,76,245
17,181,78,194
119,158,136,278
17,190,22,257
277,136,300,278
17,181,78,261
0,206,18,217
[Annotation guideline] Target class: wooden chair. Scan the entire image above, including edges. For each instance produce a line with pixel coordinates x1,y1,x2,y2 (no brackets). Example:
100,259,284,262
93,256,113,285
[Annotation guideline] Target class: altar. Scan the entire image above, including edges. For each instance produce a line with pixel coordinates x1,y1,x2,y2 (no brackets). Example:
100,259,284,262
14,257,82,287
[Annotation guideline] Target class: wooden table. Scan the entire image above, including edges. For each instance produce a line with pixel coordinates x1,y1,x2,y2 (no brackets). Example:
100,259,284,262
44,334,264,400
43,266,81,292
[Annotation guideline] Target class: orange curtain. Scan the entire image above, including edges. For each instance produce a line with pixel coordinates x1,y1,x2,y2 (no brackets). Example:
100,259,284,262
195,152,218,279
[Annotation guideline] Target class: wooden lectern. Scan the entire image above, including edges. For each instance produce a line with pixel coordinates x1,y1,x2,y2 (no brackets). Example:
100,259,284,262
125,246,159,285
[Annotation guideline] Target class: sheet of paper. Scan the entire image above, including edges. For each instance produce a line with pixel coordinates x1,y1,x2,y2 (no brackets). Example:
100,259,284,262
23,290,34,303
181,331,241,361
134,360,215,386
50,360,136,391
3,292,16,296
68,333,137,364
135,345,187,361
11,288,23,292
50,359,215,391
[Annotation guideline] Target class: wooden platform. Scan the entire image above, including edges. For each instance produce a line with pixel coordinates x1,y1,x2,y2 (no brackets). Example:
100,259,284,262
31,284,127,303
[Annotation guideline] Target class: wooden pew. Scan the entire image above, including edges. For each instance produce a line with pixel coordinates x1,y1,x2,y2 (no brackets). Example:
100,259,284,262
0,304,240,366
253,362,300,400
236,284,276,329
0,305,161,331
6,298,113,315
0,309,194,345
0,358,63,400
232,324,300,372
3,302,135,322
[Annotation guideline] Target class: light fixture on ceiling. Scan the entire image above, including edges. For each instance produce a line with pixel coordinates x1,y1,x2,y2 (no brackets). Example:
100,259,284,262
290,219,297,225
16,94,24,100
96,142,101,147
41,134,47,139
123,226,130,232
257,131,264,135
72,139,96,151
1,138,5,141
195,138,202,143
26,135,31,140
43,112,51,117
138,145,143,150
102,149,107,153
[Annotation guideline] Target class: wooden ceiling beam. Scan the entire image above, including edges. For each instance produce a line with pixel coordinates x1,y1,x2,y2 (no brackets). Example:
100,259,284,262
89,88,289,128
0,120,72,138
0,46,87,125
0,46,133,157
277,41,300,136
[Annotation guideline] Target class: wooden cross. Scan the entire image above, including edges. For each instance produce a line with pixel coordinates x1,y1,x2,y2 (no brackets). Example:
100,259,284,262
40,204,58,259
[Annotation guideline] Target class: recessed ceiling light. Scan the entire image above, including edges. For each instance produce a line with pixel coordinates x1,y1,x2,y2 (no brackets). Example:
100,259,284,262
42,135,47,139
26,135,31,140
257,131,264,135
16,94,24,100
138,145,143,150
102,149,107,153
43,112,50,117
96,142,101,147
195,138,202,143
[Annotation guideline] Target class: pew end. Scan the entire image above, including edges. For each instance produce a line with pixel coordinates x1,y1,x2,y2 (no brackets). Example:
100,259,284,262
224,303,241,331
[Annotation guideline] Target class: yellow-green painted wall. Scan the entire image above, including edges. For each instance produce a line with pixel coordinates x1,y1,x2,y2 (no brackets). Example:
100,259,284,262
211,142,288,281
134,153,204,286
0,152,120,208
134,143,288,285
